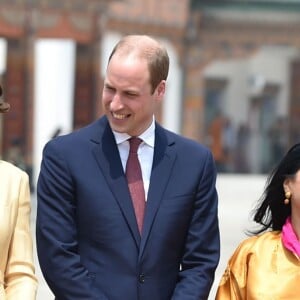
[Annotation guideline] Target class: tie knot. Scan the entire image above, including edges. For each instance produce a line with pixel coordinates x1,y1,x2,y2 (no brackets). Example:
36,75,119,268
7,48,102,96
128,137,142,154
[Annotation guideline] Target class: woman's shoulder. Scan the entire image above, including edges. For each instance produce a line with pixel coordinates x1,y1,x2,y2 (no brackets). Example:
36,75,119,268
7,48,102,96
243,231,280,245
233,231,281,258
0,160,28,179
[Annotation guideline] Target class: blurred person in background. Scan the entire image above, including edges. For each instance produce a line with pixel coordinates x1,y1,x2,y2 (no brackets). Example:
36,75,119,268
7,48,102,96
0,83,37,299
207,111,227,173
36,34,220,300
216,143,300,299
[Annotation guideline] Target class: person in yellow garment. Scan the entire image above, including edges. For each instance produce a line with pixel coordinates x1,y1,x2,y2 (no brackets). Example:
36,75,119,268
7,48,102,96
0,84,37,299
216,142,300,299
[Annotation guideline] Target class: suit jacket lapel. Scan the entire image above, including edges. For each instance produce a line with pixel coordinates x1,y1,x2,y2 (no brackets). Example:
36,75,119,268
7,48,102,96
139,125,176,257
90,117,141,247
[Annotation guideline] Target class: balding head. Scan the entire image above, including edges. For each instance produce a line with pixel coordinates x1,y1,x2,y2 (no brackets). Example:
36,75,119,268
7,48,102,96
108,35,169,94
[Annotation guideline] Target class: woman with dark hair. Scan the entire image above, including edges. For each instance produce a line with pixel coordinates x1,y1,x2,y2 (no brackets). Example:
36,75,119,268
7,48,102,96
0,84,37,299
216,143,300,299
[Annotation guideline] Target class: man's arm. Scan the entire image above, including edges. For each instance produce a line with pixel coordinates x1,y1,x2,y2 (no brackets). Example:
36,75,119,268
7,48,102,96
172,150,220,300
36,140,107,300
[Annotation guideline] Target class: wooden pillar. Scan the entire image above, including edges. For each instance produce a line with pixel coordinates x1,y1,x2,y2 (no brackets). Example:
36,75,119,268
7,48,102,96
73,43,95,129
73,14,103,129
290,60,300,147
3,38,27,161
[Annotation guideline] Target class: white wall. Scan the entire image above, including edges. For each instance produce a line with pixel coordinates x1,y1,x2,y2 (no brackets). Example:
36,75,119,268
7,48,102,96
162,39,182,134
248,45,300,114
204,59,249,125
33,39,76,185
0,38,7,75
204,46,300,126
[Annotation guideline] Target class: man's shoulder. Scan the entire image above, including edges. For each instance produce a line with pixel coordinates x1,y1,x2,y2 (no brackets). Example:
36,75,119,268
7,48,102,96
161,126,211,155
44,117,107,153
52,117,105,142
158,124,208,148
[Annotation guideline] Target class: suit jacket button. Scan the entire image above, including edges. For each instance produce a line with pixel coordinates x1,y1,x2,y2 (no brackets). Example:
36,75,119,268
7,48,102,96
139,274,145,283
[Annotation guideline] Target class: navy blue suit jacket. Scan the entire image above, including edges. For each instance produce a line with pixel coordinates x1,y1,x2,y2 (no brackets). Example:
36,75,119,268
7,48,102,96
36,116,220,300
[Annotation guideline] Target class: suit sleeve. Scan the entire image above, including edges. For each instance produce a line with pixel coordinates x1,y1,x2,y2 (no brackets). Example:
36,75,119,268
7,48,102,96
36,140,108,300
171,150,220,300
5,171,38,300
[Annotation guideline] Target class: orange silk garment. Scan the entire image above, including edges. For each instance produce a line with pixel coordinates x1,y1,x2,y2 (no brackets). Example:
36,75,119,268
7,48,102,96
215,231,300,299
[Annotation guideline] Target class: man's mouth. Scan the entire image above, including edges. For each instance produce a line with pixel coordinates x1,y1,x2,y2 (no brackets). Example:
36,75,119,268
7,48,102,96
112,112,130,120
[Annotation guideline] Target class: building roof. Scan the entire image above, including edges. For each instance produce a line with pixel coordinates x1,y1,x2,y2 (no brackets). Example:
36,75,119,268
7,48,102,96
191,0,300,12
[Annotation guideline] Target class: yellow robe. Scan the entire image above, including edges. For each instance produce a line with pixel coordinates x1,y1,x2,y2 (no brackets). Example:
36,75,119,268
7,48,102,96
0,161,37,299
215,231,300,299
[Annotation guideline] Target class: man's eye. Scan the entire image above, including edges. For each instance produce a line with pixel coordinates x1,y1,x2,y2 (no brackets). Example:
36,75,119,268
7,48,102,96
106,86,114,91
126,93,137,97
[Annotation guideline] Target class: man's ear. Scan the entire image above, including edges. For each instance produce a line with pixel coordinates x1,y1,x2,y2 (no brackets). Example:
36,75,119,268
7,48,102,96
155,80,166,98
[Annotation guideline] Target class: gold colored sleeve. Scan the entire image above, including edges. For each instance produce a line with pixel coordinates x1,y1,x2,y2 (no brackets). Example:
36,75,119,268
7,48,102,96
215,236,256,300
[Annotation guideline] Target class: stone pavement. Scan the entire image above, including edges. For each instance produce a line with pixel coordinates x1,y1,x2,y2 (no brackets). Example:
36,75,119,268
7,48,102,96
31,174,266,300
209,174,266,299
31,195,54,300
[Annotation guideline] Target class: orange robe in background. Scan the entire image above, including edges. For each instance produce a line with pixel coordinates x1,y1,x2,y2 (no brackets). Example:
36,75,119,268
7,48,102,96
209,116,226,164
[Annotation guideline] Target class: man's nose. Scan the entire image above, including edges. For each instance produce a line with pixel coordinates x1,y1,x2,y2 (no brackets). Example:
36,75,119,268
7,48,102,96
110,94,124,110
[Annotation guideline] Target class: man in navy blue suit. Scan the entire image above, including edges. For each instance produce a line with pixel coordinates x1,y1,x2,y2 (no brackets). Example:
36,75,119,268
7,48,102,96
36,34,220,300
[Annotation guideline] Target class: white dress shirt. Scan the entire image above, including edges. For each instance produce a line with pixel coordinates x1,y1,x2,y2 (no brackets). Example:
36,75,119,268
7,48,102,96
112,119,155,200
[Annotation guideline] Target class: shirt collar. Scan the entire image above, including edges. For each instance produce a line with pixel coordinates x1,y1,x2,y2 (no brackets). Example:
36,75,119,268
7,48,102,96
113,117,155,148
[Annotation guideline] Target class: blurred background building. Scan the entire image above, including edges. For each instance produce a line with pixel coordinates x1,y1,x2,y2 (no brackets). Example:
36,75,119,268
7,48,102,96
0,0,300,191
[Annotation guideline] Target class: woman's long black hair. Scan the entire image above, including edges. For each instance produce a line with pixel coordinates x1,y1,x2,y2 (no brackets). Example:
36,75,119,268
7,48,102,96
250,143,300,235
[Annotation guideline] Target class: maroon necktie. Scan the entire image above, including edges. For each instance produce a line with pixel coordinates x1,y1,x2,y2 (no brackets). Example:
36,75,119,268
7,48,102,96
125,137,146,234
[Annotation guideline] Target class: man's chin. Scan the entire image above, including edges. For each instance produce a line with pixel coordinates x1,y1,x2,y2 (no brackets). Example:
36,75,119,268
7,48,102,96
109,123,127,134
